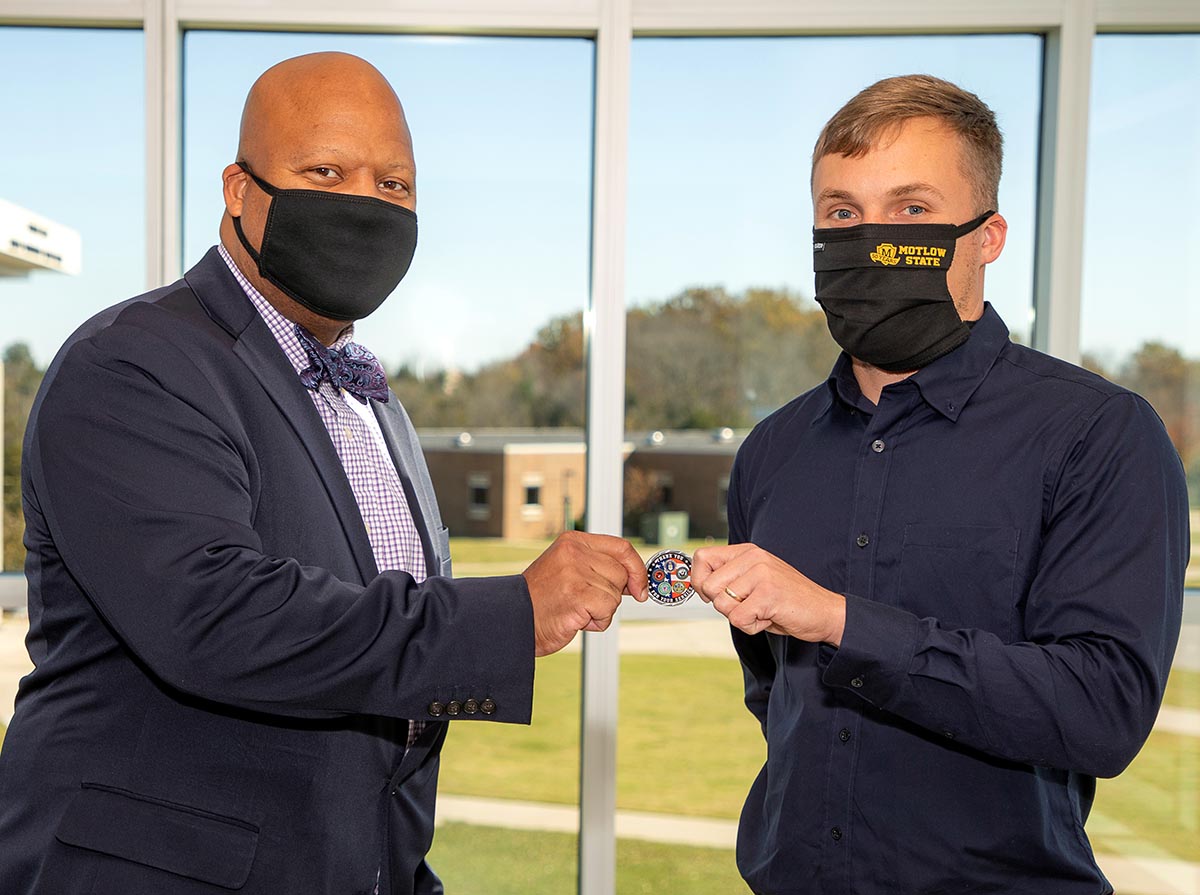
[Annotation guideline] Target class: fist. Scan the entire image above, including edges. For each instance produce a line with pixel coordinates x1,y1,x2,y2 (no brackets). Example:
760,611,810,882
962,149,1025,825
522,531,649,656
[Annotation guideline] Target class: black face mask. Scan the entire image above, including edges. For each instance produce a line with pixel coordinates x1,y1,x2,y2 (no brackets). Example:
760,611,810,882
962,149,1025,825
231,163,418,321
813,211,993,372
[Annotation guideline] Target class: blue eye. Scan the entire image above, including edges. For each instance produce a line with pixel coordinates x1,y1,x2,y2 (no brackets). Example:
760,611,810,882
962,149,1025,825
905,205,925,215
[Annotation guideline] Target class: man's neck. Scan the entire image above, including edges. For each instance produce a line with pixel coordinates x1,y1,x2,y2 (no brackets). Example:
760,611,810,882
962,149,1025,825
851,359,915,405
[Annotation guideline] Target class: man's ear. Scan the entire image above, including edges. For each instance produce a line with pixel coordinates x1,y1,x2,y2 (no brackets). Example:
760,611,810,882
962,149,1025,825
222,163,250,218
981,212,1007,265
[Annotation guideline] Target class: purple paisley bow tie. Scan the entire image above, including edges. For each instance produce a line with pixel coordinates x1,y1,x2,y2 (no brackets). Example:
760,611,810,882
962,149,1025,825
294,324,389,405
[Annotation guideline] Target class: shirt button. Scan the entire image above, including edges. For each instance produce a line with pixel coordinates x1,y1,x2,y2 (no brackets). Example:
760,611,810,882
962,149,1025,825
831,827,843,841
871,439,885,453
343,426,354,439
855,533,870,548
850,677,864,689
480,698,497,715
428,701,445,717
839,728,851,743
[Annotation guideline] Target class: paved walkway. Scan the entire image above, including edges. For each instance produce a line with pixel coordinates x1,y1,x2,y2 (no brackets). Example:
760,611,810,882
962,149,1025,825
3,612,1198,894
437,794,1200,895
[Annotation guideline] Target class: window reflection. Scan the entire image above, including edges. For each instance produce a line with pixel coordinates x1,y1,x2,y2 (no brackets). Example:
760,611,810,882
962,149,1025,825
1082,33,1199,890
1,27,144,756
619,34,1042,895
182,30,595,891
1,27,145,574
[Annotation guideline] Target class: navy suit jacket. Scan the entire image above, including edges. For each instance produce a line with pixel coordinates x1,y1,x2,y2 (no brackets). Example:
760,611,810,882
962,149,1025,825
0,247,535,894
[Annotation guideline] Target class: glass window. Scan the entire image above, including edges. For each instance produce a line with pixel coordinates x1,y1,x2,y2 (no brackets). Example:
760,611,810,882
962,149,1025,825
620,34,1043,894
468,475,492,519
0,26,145,744
182,30,594,891
1081,33,1199,887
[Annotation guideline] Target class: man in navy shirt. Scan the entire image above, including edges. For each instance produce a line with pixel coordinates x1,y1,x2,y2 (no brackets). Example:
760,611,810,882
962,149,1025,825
692,74,1189,894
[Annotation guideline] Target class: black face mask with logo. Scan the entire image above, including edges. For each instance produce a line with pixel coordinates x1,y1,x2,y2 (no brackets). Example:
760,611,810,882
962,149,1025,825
812,210,993,372
231,162,418,322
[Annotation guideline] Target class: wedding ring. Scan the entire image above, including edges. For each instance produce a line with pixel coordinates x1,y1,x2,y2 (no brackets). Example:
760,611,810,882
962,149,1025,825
723,586,741,601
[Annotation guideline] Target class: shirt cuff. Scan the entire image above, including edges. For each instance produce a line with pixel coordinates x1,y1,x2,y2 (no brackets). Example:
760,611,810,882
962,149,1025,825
820,593,922,708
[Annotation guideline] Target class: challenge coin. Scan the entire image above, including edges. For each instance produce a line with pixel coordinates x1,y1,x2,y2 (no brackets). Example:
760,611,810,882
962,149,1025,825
645,549,694,606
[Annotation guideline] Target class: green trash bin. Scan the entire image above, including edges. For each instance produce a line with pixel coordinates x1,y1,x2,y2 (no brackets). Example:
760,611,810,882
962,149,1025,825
641,511,689,546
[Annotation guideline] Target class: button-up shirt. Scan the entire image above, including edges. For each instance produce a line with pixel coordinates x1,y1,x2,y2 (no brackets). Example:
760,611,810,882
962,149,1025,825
728,303,1189,894
218,246,427,746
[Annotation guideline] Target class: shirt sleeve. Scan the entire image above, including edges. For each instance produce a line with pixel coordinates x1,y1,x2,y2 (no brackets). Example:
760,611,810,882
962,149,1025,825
820,392,1189,778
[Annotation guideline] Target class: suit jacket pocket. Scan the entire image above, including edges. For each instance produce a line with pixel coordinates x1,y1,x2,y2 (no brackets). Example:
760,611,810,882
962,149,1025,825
897,524,1020,638
56,783,259,890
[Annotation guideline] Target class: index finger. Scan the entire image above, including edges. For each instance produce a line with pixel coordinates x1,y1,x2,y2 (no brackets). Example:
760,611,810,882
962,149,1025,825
692,543,756,579
579,533,651,601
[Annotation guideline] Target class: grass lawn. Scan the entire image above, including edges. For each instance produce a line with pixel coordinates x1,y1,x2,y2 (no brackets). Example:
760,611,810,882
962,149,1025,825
438,652,763,819
1165,667,1199,711
1092,730,1200,861
441,651,1199,864
428,822,750,895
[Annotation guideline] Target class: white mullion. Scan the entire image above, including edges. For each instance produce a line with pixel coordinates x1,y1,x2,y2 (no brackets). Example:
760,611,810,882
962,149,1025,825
174,0,600,34
0,1,143,24
631,0,1068,34
144,0,165,289
144,0,181,291
160,0,182,285
1032,0,1095,362
579,0,631,892
1096,0,1200,30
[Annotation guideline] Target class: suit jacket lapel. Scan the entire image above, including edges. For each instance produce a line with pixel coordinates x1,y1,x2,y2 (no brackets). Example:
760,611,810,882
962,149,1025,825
184,248,379,585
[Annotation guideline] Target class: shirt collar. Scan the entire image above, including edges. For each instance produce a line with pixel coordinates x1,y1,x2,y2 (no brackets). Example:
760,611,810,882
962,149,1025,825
823,302,1010,422
217,243,357,375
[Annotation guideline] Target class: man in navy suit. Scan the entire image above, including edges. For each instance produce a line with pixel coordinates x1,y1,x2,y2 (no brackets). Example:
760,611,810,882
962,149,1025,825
0,52,647,894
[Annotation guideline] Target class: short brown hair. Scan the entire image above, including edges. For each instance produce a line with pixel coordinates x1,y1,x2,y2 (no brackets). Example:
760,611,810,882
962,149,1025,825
813,74,1003,213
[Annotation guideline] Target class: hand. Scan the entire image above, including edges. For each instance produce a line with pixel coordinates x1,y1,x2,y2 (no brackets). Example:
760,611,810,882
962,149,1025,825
523,531,650,656
692,543,846,646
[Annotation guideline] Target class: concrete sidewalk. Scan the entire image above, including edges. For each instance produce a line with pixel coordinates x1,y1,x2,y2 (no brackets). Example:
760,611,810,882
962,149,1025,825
4,613,1200,729
437,794,1200,895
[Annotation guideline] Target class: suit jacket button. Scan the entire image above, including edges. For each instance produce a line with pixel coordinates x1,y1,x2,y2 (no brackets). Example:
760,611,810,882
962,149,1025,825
428,701,445,717
464,698,479,715
480,698,496,715
446,700,462,716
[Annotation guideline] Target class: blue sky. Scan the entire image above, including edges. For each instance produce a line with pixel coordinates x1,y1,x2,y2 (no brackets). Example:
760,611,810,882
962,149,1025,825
1,27,1196,376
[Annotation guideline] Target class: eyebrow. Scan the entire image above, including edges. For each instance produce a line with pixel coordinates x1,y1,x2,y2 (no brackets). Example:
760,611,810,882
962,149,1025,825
815,188,857,204
815,182,948,205
886,182,946,201
288,148,414,172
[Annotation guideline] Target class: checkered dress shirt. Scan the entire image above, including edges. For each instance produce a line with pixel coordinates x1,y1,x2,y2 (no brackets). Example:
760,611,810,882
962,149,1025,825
218,245,427,747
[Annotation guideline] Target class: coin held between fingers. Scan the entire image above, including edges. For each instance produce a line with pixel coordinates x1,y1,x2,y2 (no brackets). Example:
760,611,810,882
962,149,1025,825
645,549,695,606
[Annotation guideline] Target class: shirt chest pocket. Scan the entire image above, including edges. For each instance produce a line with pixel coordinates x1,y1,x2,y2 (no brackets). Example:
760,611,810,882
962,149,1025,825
896,523,1020,638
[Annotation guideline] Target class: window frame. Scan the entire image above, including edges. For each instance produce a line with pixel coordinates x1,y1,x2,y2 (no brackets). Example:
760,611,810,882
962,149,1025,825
3,4,1198,894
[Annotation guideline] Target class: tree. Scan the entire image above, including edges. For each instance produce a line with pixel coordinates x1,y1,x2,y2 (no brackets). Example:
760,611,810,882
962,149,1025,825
4,343,45,570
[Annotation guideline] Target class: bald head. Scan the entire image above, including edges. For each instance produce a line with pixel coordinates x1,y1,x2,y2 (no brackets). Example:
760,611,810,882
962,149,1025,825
219,52,417,342
237,53,410,166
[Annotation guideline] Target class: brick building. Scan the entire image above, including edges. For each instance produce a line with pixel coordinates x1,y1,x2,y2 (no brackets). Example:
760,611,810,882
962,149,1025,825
417,427,745,541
